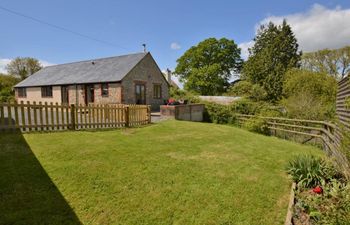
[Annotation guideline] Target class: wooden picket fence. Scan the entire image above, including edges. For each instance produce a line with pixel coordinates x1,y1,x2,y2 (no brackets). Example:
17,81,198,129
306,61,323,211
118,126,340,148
0,101,151,132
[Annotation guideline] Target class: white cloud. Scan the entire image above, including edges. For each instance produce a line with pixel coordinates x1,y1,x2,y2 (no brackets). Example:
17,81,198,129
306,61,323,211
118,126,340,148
259,4,350,52
39,60,55,67
170,42,181,50
171,75,184,89
0,58,54,74
0,58,12,73
238,41,254,60
238,4,350,58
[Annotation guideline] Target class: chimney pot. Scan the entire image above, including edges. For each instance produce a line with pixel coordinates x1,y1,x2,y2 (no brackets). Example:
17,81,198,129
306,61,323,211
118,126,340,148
166,68,171,83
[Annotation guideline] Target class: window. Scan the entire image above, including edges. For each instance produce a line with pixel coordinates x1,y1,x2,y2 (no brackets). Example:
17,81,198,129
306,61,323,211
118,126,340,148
153,84,161,99
135,83,146,104
101,83,109,97
41,86,53,97
17,88,26,98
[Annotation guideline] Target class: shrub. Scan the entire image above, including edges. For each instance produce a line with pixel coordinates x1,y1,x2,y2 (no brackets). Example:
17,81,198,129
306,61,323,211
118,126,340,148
243,117,269,135
169,87,200,103
231,98,258,115
227,81,267,102
282,69,337,120
203,98,283,126
0,74,19,103
286,155,338,188
226,80,253,97
203,102,236,124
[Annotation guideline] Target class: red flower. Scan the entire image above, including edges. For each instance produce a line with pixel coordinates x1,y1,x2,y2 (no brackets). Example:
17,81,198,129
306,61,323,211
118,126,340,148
313,186,323,194
168,98,175,104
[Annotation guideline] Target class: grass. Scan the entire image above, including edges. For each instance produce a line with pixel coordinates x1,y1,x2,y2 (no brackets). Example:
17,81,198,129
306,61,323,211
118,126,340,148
0,120,323,225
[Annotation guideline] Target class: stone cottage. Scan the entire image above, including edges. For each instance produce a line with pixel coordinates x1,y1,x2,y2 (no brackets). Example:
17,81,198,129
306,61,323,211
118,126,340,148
14,52,169,110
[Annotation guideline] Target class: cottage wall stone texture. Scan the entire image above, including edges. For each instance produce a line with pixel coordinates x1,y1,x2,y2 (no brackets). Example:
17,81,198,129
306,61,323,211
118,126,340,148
15,86,61,104
122,53,169,110
67,85,85,105
93,83,122,105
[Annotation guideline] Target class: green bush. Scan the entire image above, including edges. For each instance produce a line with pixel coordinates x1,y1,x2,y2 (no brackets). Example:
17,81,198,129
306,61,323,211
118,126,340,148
243,117,269,135
169,87,200,103
203,102,236,124
286,155,338,188
203,98,283,126
282,69,337,120
0,87,15,103
226,80,253,97
231,98,258,115
0,74,19,103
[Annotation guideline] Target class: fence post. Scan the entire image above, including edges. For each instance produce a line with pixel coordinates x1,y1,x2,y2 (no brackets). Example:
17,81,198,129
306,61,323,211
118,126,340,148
70,104,76,130
125,106,129,127
189,104,192,121
147,105,151,124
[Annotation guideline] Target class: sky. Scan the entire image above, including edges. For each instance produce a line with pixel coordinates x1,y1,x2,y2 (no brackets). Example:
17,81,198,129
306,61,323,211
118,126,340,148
1,0,350,86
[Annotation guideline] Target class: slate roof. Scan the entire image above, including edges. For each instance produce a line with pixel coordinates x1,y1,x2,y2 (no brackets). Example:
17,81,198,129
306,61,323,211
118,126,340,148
15,52,148,87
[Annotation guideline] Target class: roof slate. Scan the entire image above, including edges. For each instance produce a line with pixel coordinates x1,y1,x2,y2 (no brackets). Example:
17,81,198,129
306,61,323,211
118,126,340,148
15,52,147,87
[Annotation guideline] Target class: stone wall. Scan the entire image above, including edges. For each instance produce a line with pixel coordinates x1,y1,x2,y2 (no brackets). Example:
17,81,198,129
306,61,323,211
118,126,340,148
93,83,122,105
15,86,61,104
67,85,84,105
122,53,169,110
66,83,122,105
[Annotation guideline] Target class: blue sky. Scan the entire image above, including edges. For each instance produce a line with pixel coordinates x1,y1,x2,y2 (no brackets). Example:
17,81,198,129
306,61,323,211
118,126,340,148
1,0,350,83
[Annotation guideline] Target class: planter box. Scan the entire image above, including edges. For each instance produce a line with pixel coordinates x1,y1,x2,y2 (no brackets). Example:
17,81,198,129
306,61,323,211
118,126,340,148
285,183,296,225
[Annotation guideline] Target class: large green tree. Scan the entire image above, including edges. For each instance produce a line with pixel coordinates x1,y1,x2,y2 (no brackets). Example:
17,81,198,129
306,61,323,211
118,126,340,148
175,38,242,95
242,20,301,102
282,69,337,120
6,57,42,80
301,46,350,79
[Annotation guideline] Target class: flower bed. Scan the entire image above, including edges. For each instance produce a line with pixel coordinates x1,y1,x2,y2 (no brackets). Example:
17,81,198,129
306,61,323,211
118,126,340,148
286,155,350,224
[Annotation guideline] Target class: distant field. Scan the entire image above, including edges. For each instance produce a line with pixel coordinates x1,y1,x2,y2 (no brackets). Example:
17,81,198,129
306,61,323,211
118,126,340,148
0,120,323,225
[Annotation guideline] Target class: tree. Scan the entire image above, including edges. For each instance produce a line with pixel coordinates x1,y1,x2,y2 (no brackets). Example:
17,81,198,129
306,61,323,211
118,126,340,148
242,20,301,102
6,57,42,80
175,38,242,95
0,74,20,102
226,80,267,101
282,69,337,120
301,46,350,79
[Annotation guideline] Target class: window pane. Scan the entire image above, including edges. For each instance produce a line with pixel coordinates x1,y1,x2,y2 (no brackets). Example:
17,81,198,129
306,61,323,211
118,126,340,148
101,84,108,97
41,86,53,97
153,84,161,98
18,88,26,97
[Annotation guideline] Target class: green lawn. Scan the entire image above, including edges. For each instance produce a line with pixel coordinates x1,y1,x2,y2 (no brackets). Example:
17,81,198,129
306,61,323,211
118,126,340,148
0,120,323,225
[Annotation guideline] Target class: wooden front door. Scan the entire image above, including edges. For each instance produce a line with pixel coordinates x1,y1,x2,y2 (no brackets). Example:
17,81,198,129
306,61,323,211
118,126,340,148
135,84,146,105
85,84,95,105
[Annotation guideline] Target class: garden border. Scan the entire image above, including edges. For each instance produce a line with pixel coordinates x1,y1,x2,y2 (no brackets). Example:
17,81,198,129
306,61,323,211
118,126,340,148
284,182,296,225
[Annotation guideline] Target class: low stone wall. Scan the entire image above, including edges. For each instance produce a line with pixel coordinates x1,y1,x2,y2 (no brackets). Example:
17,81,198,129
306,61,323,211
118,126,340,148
160,104,204,122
